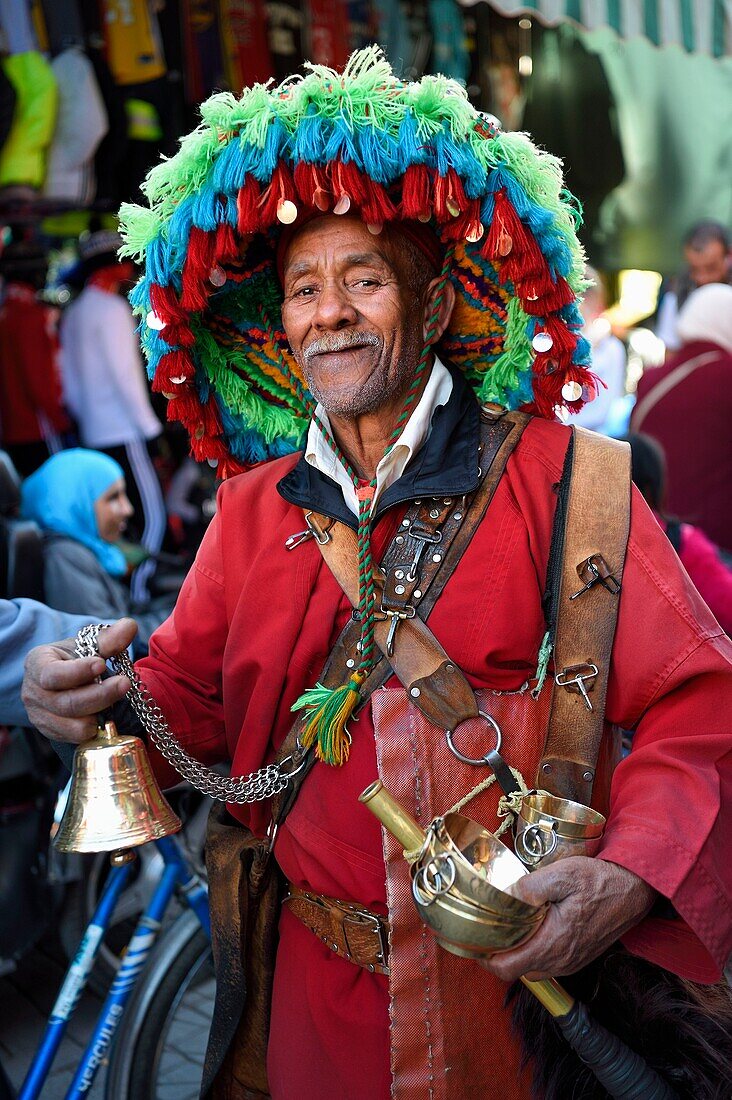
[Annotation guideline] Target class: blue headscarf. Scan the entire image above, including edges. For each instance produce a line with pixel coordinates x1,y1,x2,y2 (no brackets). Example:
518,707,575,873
21,449,128,576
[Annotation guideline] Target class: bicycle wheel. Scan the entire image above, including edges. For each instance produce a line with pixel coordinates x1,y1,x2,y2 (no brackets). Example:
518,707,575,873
105,910,214,1100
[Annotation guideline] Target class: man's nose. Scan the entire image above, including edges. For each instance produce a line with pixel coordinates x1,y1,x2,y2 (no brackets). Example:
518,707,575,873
312,281,358,329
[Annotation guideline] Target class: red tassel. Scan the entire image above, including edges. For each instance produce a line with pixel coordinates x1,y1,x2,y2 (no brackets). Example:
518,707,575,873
361,177,397,225
149,283,187,326
432,168,468,225
482,188,511,262
518,275,574,315
152,350,195,392
218,457,247,480
237,176,262,233
333,160,370,208
166,391,203,423
187,226,215,271
215,222,239,263
160,322,196,348
181,227,215,310
198,397,223,436
441,198,482,242
482,190,546,281
191,434,229,463
258,163,297,227
544,315,578,357
400,164,433,221
294,162,331,210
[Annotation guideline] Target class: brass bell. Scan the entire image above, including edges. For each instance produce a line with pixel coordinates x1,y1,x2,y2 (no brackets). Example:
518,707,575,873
54,720,182,853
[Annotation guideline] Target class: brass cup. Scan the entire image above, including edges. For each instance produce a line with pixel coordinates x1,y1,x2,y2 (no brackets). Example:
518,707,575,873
514,792,606,869
359,782,546,960
428,813,545,920
411,813,547,959
414,887,541,959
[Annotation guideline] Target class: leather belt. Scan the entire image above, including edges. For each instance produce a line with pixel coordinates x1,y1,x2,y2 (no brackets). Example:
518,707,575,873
284,885,390,976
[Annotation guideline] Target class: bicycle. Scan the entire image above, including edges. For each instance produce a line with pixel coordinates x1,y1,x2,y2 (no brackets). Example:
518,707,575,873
18,835,212,1100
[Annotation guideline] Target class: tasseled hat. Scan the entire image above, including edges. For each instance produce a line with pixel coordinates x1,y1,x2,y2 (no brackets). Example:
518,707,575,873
119,47,595,765
120,46,594,475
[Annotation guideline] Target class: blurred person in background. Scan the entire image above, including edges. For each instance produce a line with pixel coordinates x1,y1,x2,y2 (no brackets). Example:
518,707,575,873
60,229,166,603
573,265,627,434
655,220,731,350
631,282,732,555
0,237,70,475
21,449,174,659
626,432,732,635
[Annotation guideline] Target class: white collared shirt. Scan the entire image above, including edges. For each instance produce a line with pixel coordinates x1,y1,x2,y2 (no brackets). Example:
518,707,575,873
305,356,453,515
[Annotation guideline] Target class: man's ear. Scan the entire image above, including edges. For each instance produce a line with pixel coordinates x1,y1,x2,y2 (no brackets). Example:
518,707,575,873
422,277,456,345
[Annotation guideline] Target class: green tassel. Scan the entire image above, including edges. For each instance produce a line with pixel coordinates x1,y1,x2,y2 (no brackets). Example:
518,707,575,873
532,631,552,700
292,672,364,766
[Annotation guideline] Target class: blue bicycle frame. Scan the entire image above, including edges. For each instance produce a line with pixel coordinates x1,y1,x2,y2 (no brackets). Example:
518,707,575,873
19,835,210,1100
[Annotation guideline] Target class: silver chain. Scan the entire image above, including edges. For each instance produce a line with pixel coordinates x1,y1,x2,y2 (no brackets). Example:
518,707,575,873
75,623,304,803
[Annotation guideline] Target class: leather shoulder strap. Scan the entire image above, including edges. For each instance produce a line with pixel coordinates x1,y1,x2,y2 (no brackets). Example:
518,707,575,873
310,408,529,734
538,426,632,804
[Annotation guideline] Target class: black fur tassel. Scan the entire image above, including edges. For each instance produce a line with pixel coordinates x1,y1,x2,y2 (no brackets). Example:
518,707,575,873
509,947,732,1099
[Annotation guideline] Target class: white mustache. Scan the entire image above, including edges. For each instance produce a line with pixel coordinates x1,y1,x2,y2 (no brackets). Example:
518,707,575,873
302,331,381,363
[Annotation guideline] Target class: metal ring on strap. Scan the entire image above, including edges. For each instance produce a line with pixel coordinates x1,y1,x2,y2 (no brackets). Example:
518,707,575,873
445,711,502,766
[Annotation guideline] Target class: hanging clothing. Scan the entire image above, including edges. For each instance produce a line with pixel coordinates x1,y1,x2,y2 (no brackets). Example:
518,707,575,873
135,373,732,1099
0,283,69,470
99,0,166,86
0,51,57,189
43,47,109,206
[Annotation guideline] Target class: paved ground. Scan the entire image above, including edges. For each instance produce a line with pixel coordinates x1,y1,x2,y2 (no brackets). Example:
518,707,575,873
1,930,214,1099
1,936,106,1098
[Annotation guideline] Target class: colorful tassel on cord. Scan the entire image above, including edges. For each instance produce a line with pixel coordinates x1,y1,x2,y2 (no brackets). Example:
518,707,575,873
293,671,366,765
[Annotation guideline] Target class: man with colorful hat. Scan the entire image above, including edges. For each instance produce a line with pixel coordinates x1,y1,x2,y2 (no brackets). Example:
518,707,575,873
22,49,732,1099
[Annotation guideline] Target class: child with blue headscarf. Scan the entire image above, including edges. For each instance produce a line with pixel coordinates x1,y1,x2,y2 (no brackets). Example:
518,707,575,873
21,449,174,657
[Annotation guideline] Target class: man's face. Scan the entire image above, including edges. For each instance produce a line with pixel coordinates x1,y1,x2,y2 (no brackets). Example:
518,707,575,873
280,216,427,418
684,240,730,287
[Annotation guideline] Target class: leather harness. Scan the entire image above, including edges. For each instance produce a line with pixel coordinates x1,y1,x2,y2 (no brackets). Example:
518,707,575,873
277,408,632,977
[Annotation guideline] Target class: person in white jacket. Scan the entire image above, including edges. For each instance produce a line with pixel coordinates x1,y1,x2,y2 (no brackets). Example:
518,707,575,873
60,230,166,602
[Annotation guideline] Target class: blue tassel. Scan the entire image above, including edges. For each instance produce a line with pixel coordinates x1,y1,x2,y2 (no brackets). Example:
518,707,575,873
259,118,289,178
359,125,399,183
397,111,424,168
192,189,221,232
144,236,171,287
211,138,248,193
480,193,495,226
293,111,330,164
325,119,359,167
572,334,592,366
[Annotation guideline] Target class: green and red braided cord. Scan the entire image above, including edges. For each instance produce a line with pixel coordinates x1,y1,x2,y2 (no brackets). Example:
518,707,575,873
264,243,455,764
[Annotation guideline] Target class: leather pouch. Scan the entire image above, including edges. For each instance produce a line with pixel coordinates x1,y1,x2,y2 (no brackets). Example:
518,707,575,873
202,803,281,1100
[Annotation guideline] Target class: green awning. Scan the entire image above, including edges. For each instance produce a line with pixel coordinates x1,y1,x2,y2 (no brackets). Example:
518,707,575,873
461,0,730,58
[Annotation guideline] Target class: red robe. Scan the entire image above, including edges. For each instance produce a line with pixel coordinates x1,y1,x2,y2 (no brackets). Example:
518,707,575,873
137,414,732,1099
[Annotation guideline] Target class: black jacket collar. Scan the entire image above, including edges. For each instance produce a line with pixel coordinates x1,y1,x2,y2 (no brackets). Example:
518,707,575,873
276,364,481,531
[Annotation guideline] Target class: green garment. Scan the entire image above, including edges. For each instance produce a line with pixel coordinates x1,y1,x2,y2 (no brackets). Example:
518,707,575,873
0,51,58,188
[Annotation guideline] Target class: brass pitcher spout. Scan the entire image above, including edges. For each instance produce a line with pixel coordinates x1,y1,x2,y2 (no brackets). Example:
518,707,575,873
359,778,575,1020
359,780,425,852
54,720,182,853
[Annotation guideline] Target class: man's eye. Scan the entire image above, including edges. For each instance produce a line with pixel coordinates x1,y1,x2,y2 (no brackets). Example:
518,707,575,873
291,285,317,299
352,278,381,289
